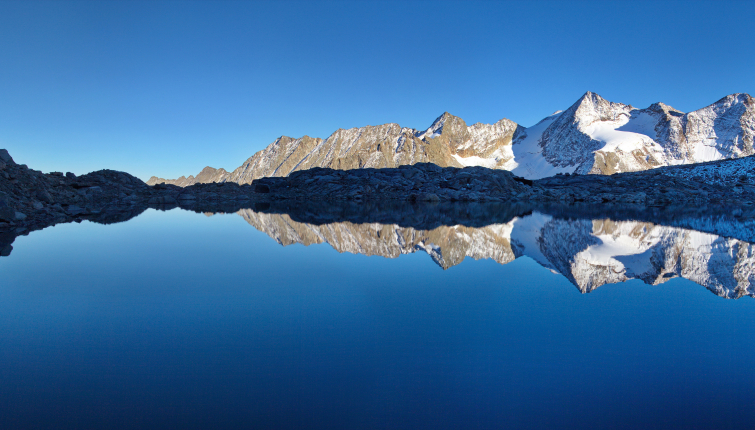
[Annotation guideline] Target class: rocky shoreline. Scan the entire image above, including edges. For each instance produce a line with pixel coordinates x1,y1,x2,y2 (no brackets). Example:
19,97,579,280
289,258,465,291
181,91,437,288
249,157,755,205
1,148,754,257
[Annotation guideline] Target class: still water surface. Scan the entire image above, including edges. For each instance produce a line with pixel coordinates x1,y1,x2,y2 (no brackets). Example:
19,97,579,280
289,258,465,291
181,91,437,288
1,208,754,429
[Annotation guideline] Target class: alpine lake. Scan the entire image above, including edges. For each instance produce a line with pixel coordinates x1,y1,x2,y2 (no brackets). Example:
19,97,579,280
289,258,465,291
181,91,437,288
1,201,754,430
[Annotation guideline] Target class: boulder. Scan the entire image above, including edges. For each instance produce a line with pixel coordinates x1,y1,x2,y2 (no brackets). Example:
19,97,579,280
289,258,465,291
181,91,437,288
0,200,15,222
419,193,441,203
65,205,85,215
36,189,54,203
0,207,14,221
0,149,14,164
148,195,178,205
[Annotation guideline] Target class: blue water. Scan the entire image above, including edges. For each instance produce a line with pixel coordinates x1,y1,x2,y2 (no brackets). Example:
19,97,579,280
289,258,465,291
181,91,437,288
1,208,754,429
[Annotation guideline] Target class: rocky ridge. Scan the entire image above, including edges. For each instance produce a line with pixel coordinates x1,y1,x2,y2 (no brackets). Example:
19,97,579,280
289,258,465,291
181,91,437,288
3,148,755,258
149,166,229,188
148,92,755,184
250,155,755,206
538,92,755,176
4,148,755,232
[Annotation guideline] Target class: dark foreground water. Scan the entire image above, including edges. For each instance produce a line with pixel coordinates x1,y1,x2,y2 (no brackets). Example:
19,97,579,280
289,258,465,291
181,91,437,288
1,207,754,429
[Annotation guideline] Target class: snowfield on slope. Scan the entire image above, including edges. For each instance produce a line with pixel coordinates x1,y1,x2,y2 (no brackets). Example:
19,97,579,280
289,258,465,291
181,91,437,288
585,111,660,153
510,113,574,179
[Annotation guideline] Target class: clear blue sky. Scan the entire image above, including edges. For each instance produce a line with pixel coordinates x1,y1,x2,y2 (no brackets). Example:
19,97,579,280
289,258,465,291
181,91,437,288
1,0,753,180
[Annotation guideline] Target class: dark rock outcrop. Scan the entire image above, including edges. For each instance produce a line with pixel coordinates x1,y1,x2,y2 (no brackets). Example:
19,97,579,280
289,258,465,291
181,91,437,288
2,149,755,259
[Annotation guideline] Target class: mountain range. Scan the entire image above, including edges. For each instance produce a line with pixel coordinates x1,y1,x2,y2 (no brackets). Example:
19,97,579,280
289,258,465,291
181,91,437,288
148,92,754,185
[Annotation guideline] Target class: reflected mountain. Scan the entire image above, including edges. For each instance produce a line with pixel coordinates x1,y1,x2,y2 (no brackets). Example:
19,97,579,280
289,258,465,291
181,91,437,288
239,209,755,299
2,197,753,299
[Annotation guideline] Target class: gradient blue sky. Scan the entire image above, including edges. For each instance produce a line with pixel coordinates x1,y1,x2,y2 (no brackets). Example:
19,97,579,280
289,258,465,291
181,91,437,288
1,0,754,180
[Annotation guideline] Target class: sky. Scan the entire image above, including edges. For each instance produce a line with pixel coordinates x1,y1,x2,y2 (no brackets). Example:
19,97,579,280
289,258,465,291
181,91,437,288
1,0,754,181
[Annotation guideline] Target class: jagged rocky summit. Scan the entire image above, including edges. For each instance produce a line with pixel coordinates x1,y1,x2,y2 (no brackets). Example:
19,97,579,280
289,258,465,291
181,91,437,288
149,92,755,185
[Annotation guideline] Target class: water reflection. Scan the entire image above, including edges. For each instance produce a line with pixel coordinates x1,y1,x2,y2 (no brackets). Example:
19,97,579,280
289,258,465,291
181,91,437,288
2,200,754,299
2,201,755,429
238,209,755,299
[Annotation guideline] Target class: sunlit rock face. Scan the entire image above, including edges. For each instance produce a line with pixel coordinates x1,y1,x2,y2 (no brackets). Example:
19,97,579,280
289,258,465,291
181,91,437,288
237,209,755,299
148,92,754,185
512,92,755,178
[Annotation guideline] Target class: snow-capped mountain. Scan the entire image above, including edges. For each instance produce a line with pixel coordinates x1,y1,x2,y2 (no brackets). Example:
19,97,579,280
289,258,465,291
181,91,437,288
510,92,754,178
148,92,755,184
511,92,670,177
238,210,755,299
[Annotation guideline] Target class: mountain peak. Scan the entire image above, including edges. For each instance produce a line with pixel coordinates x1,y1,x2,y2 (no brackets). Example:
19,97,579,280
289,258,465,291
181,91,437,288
646,102,684,116
419,112,465,139
694,93,755,115
575,91,608,105
430,111,459,125
567,91,635,121
718,93,753,105
198,166,218,175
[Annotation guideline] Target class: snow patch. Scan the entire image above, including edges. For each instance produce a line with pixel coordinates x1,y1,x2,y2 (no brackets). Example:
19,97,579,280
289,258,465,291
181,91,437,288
452,148,512,168
510,113,573,179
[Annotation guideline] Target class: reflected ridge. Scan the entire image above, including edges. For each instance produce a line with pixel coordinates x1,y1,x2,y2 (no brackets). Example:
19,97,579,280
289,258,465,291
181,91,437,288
237,204,755,299
3,198,754,299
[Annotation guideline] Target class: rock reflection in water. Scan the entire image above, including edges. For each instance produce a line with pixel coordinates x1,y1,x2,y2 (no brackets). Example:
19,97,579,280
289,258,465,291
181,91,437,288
2,197,753,299
239,209,755,299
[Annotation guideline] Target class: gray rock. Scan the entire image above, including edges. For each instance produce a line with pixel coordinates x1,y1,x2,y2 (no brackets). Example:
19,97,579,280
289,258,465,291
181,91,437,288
66,205,85,215
36,189,54,203
419,193,440,203
148,195,178,205
0,149,13,164
0,206,14,221
14,211,27,220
